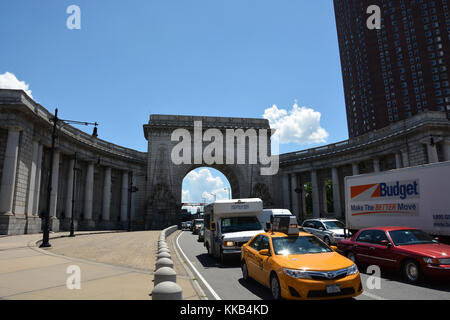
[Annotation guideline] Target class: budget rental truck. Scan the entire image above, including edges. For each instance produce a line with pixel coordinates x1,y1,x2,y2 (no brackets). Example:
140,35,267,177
344,161,450,237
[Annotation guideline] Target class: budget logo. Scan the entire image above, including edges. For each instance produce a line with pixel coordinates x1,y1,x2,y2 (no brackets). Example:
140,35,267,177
350,180,419,202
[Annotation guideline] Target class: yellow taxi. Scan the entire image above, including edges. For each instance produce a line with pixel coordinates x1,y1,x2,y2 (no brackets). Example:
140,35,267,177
240,216,363,300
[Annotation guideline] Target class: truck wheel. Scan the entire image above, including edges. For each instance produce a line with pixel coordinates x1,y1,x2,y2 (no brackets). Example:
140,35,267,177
403,259,422,283
270,274,282,300
220,249,227,265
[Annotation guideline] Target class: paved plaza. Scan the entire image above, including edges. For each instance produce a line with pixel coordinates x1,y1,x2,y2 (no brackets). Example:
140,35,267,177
0,230,202,300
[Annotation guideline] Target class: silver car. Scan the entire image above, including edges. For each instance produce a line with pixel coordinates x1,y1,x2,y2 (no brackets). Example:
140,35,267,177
302,219,349,245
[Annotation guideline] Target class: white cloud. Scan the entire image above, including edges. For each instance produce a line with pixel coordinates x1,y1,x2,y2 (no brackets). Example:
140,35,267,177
182,168,230,203
263,103,329,145
0,72,33,98
182,189,191,203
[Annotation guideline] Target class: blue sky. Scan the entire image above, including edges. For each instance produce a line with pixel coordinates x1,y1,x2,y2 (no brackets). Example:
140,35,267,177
1,1,348,204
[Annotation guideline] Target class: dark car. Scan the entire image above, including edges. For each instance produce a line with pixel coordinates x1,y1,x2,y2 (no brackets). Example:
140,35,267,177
338,227,450,283
192,219,204,235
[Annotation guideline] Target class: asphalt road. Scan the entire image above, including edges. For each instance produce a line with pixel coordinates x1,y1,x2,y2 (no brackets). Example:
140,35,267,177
176,231,450,300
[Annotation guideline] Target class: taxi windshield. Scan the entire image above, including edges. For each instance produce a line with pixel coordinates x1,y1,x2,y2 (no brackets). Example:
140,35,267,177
221,216,261,234
272,236,332,255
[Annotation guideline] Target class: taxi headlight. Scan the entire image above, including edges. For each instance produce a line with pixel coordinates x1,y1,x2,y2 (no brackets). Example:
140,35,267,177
282,268,312,279
346,264,358,276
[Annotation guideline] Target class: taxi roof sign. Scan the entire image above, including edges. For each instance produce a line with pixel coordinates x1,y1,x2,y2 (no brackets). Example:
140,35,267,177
271,215,298,235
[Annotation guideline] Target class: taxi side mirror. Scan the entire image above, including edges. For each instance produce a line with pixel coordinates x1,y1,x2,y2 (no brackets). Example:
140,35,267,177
259,249,270,256
330,245,338,251
210,222,216,232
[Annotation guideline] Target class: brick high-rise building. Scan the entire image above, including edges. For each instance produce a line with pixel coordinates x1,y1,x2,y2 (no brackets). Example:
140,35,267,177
334,0,450,138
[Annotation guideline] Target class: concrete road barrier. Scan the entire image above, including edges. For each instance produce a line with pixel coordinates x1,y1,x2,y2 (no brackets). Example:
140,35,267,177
151,225,181,300
157,251,171,260
154,267,177,286
155,257,174,270
157,247,170,254
152,281,182,300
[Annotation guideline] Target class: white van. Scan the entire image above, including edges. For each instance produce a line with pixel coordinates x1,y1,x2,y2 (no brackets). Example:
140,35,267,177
258,209,294,231
203,198,264,264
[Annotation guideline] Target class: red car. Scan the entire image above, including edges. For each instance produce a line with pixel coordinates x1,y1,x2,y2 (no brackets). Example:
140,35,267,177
338,227,450,283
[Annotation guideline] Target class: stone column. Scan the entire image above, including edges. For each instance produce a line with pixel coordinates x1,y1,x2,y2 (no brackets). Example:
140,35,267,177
426,143,439,163
311,170,320,218
373,158,380,172
401,149,410,168
0,127,21,215
33,143,43,216
282,174,290,209
49,150,60,218
120,171,129,222
395,152,402,169
290,174,299,218
102,167,112,221
131,187,136,221
301,184,307,218
352,163,359,175
84,162,94,220
444,141,450,162
65,159,75,221
322,184,328,214
26,141,39,216
331,167,342,217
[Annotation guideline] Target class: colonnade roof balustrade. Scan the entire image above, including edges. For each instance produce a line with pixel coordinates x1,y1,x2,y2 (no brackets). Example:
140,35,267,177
0,89,147,165
280,111,449,167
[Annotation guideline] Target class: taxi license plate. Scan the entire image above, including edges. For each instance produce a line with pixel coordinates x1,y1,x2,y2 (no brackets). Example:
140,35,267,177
326,285,341,294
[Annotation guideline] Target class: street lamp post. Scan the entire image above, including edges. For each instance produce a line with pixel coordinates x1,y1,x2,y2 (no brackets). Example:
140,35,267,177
224,187,231,200
40,108,98,248
40,109,58,248
127,171,139,232
69,152,78,237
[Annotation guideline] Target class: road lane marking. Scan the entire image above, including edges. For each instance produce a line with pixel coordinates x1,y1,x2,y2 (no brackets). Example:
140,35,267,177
171,231,208,300
176,232,222,300
362,291,386,300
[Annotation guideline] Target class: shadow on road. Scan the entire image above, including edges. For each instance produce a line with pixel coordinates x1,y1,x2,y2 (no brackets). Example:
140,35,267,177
360,266,450,293
196,253,241,269
237,278,273,300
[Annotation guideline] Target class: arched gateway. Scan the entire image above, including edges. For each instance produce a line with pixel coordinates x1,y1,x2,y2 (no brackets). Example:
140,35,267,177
4,90,447,235
143,115,277,230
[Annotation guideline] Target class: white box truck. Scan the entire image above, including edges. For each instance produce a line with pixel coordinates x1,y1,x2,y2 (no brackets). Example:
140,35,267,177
344,161,450,237
203,198,265,264
258,209,294,231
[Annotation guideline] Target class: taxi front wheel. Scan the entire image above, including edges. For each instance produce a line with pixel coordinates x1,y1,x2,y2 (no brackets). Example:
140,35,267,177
242,261,250,281
270,274,282,300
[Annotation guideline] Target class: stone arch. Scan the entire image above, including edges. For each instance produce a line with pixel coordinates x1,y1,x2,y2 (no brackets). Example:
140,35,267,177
143,114,275,230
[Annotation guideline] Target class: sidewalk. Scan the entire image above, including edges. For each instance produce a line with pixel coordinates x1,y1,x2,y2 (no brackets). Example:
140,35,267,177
0,230,202,300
